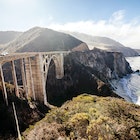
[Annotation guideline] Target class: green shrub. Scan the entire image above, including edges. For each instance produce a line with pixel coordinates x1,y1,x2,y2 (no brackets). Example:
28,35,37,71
73,93,96,102
67,113,89,139
87,116,114,140
23,94,140,140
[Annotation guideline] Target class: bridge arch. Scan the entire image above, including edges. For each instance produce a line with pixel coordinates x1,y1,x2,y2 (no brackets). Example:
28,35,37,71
43,54,64,81
0,52,67,105
42,54,64,105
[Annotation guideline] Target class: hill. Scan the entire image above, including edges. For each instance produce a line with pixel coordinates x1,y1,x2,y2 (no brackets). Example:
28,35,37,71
1,27,88,53
135,49,140,55
22,94,140,140
0,31,22,52
0,31,21,44
1,27,137,56
66,32,139,57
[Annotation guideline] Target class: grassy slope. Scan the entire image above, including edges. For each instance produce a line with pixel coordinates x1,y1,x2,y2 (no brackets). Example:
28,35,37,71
23,94,140,140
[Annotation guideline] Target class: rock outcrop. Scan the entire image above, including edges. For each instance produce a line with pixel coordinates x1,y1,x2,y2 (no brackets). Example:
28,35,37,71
46,48,132,106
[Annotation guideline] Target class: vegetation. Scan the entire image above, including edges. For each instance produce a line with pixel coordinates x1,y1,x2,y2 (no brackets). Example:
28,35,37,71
22,94,140,140
0,83,49,139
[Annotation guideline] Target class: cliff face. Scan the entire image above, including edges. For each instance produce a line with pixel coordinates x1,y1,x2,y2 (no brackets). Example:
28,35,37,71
69,48,132,81
46,49,132,106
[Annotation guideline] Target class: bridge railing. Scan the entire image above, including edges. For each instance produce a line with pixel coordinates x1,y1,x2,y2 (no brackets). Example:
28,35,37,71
0,51,70,64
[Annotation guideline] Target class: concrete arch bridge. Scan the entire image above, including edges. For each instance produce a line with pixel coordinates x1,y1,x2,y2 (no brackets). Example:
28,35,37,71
0,51,69,106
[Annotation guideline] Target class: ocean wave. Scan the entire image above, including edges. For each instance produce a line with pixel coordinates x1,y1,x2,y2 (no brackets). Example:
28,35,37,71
110,73,140,105
136,90,140,105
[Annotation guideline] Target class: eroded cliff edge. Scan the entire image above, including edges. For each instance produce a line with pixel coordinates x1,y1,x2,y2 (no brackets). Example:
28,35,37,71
47,48,132,106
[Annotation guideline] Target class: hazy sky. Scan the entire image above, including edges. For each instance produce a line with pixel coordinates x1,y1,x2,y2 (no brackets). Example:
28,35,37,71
0,0,140,49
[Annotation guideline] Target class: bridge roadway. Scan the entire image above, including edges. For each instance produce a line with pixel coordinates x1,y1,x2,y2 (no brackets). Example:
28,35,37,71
0,51,69,64
0,51,69,106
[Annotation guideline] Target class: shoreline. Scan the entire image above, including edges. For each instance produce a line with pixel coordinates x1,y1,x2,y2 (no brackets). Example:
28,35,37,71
110,72,140,106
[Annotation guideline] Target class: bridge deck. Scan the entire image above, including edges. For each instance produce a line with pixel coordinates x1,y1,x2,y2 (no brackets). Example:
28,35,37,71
0,51,68,105
0,51,69,64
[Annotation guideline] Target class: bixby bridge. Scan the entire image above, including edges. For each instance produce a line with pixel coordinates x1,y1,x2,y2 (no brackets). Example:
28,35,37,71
0,51,69,106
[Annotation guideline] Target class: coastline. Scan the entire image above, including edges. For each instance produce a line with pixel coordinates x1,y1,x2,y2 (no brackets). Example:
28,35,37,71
110,56,140,105
110,73,140,105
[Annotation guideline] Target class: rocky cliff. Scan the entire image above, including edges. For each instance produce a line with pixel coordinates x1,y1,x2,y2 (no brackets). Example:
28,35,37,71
46,48,132,106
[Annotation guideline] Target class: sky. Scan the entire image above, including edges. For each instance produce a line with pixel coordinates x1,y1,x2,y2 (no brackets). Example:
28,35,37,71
0,0,140,49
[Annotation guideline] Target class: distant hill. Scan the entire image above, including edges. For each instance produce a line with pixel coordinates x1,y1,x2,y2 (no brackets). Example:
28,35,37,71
135,49,140,55
66,32,139,57
1,27,138,56
1,27,88,53
0,31,22,44
0,31,22,52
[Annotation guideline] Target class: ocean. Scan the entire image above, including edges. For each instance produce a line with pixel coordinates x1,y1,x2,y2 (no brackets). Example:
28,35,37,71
111,56,140,105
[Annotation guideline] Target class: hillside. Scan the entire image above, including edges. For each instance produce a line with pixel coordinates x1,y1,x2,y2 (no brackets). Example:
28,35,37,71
1,27,88,53
135,49,140,55
0,31,22,52
1,28,137,56
0,89,49,139
66,32,139,57
0,31,21,44
22,94,140,140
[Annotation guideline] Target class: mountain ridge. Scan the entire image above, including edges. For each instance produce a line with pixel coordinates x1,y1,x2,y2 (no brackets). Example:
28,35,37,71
1,27,88,53
0,27,138,57
64,31,139,57
0,31,22,44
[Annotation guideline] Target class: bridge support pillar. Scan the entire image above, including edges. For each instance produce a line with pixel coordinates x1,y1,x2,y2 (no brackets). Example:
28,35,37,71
31,54,46,103
11,60,19,97
55,53,64,79
20,58,27,95
24,57,35,100
0,64,8,106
